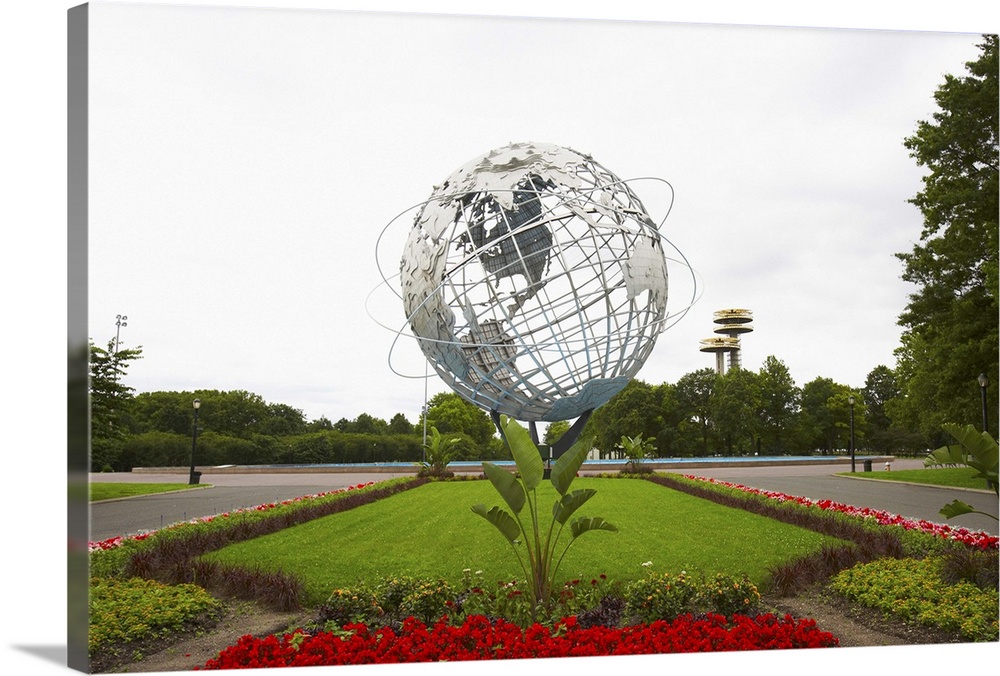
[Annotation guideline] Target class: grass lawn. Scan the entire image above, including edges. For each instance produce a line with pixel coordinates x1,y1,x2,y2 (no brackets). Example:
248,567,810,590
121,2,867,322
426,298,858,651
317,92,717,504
90,482,210,502
837,466,992,491
202,478,846,605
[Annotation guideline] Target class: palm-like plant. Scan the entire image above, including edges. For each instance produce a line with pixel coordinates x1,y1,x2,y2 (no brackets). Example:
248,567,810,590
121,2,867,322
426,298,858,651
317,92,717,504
472,416,617,617
619,433,657,474
419,426,459,478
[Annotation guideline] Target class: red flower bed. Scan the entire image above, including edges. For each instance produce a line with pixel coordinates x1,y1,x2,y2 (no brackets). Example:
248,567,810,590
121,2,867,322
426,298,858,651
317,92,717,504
198,613,838,669
682,475,999,550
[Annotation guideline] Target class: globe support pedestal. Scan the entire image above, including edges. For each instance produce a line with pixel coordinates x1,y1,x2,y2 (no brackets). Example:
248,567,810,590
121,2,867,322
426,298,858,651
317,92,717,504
490,409,593,463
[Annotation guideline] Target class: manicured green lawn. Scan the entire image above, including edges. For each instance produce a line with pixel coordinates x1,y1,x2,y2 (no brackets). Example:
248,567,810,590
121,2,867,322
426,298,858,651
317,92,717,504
838,467,991,490
90,482,209,502
202,478,845,605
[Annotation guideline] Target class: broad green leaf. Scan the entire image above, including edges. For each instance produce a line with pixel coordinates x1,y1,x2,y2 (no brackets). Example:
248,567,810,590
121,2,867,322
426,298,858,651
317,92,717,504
552,489,596,524
924,443,966,467
501,416,544,491
928,424,998,495
939,499,980,520
471,504,522,543
942,423,999,455
550,440,591,495
939,499,975,519
482,461,526,514
570,516,618,539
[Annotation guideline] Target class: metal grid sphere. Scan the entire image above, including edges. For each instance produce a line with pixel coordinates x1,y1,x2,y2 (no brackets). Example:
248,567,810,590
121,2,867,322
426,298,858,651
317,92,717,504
399,142,669,422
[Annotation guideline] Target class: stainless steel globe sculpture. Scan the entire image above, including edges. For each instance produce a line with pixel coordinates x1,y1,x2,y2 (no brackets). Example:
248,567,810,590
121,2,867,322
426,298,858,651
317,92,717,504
399,142,670,429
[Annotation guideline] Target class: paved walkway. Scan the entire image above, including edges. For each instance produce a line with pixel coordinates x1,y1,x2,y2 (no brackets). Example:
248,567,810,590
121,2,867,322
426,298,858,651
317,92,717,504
87,460,998,543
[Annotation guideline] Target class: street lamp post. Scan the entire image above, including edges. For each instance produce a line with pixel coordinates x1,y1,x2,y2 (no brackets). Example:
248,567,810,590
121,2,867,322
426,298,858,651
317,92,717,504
848,395,856,473
189,399,201,484
978,373,989,433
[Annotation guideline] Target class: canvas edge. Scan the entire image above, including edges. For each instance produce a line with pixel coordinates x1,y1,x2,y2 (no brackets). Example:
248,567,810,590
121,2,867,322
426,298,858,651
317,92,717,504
68,3,91,673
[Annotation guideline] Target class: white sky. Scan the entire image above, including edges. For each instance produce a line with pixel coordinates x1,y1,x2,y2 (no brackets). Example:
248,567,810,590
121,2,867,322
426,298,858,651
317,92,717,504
84,1,989,426
4,3,999,676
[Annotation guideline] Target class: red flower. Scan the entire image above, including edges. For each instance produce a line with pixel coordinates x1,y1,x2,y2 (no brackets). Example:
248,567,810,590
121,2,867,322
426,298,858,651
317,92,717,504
197,613,838,669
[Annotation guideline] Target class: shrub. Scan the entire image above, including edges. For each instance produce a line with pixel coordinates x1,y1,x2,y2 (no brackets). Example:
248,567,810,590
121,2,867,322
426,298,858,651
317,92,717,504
622,569,698,624
89,576,221,659
829,557,999,642
696,572,761,617
318,576,456,628
939,546,999,590
621,569,762,623
318,584,381,627
575,594,626,629
398,578,455,624
453,574,534,628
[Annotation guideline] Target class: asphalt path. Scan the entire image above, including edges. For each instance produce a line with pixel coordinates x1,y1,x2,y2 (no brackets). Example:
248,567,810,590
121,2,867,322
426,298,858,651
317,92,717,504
678,460,998,537
87,460,998,543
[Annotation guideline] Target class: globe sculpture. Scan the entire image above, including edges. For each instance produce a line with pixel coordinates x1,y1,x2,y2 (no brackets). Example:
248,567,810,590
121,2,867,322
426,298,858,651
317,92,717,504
399,142,670,450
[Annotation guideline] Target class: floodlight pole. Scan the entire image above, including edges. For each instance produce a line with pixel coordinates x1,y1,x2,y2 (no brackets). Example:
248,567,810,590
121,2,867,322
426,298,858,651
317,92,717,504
114,314,127,355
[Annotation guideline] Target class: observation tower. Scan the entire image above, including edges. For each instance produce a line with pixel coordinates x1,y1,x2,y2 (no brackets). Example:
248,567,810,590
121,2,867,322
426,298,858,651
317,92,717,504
699,308,753,374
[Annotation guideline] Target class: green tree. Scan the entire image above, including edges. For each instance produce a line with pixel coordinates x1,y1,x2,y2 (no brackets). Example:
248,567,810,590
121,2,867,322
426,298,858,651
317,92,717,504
89,339,143,443
584,380,659,457
651,382,694,457
827,391,868,452
198,390,271,437
420,392,495,450
863,365,924,454
388,413,415,435
258,403,307,436
306,415,334,431
672,369,717,456
894,35,998,441
543,420,570,446
131,391,192,435
756,356,800,455
711,367,761,455
799,377,844,453
862,365,898,433
351,413,389,435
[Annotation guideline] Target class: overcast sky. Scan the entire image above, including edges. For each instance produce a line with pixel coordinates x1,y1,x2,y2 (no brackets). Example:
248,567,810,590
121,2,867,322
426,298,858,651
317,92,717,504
4,2,998,676
83,1,990,427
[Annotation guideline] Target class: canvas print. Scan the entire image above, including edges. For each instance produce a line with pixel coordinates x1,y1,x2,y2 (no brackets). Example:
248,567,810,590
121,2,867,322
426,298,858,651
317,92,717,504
67,2,998,674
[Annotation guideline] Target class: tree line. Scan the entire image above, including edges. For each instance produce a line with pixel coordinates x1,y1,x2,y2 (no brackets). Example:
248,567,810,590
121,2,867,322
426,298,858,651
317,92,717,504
89,360,511,472
579,359,928,459
90,343,926,472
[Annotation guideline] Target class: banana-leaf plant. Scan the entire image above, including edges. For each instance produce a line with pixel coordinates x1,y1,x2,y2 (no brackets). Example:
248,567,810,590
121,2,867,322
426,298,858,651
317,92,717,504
418,426,459,478
619,433,657,473
472,415,617,617
924,423,998,521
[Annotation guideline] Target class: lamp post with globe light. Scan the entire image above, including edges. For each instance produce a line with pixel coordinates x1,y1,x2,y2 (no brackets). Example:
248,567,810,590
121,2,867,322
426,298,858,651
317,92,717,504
189,399,201,484
848,395,856,473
